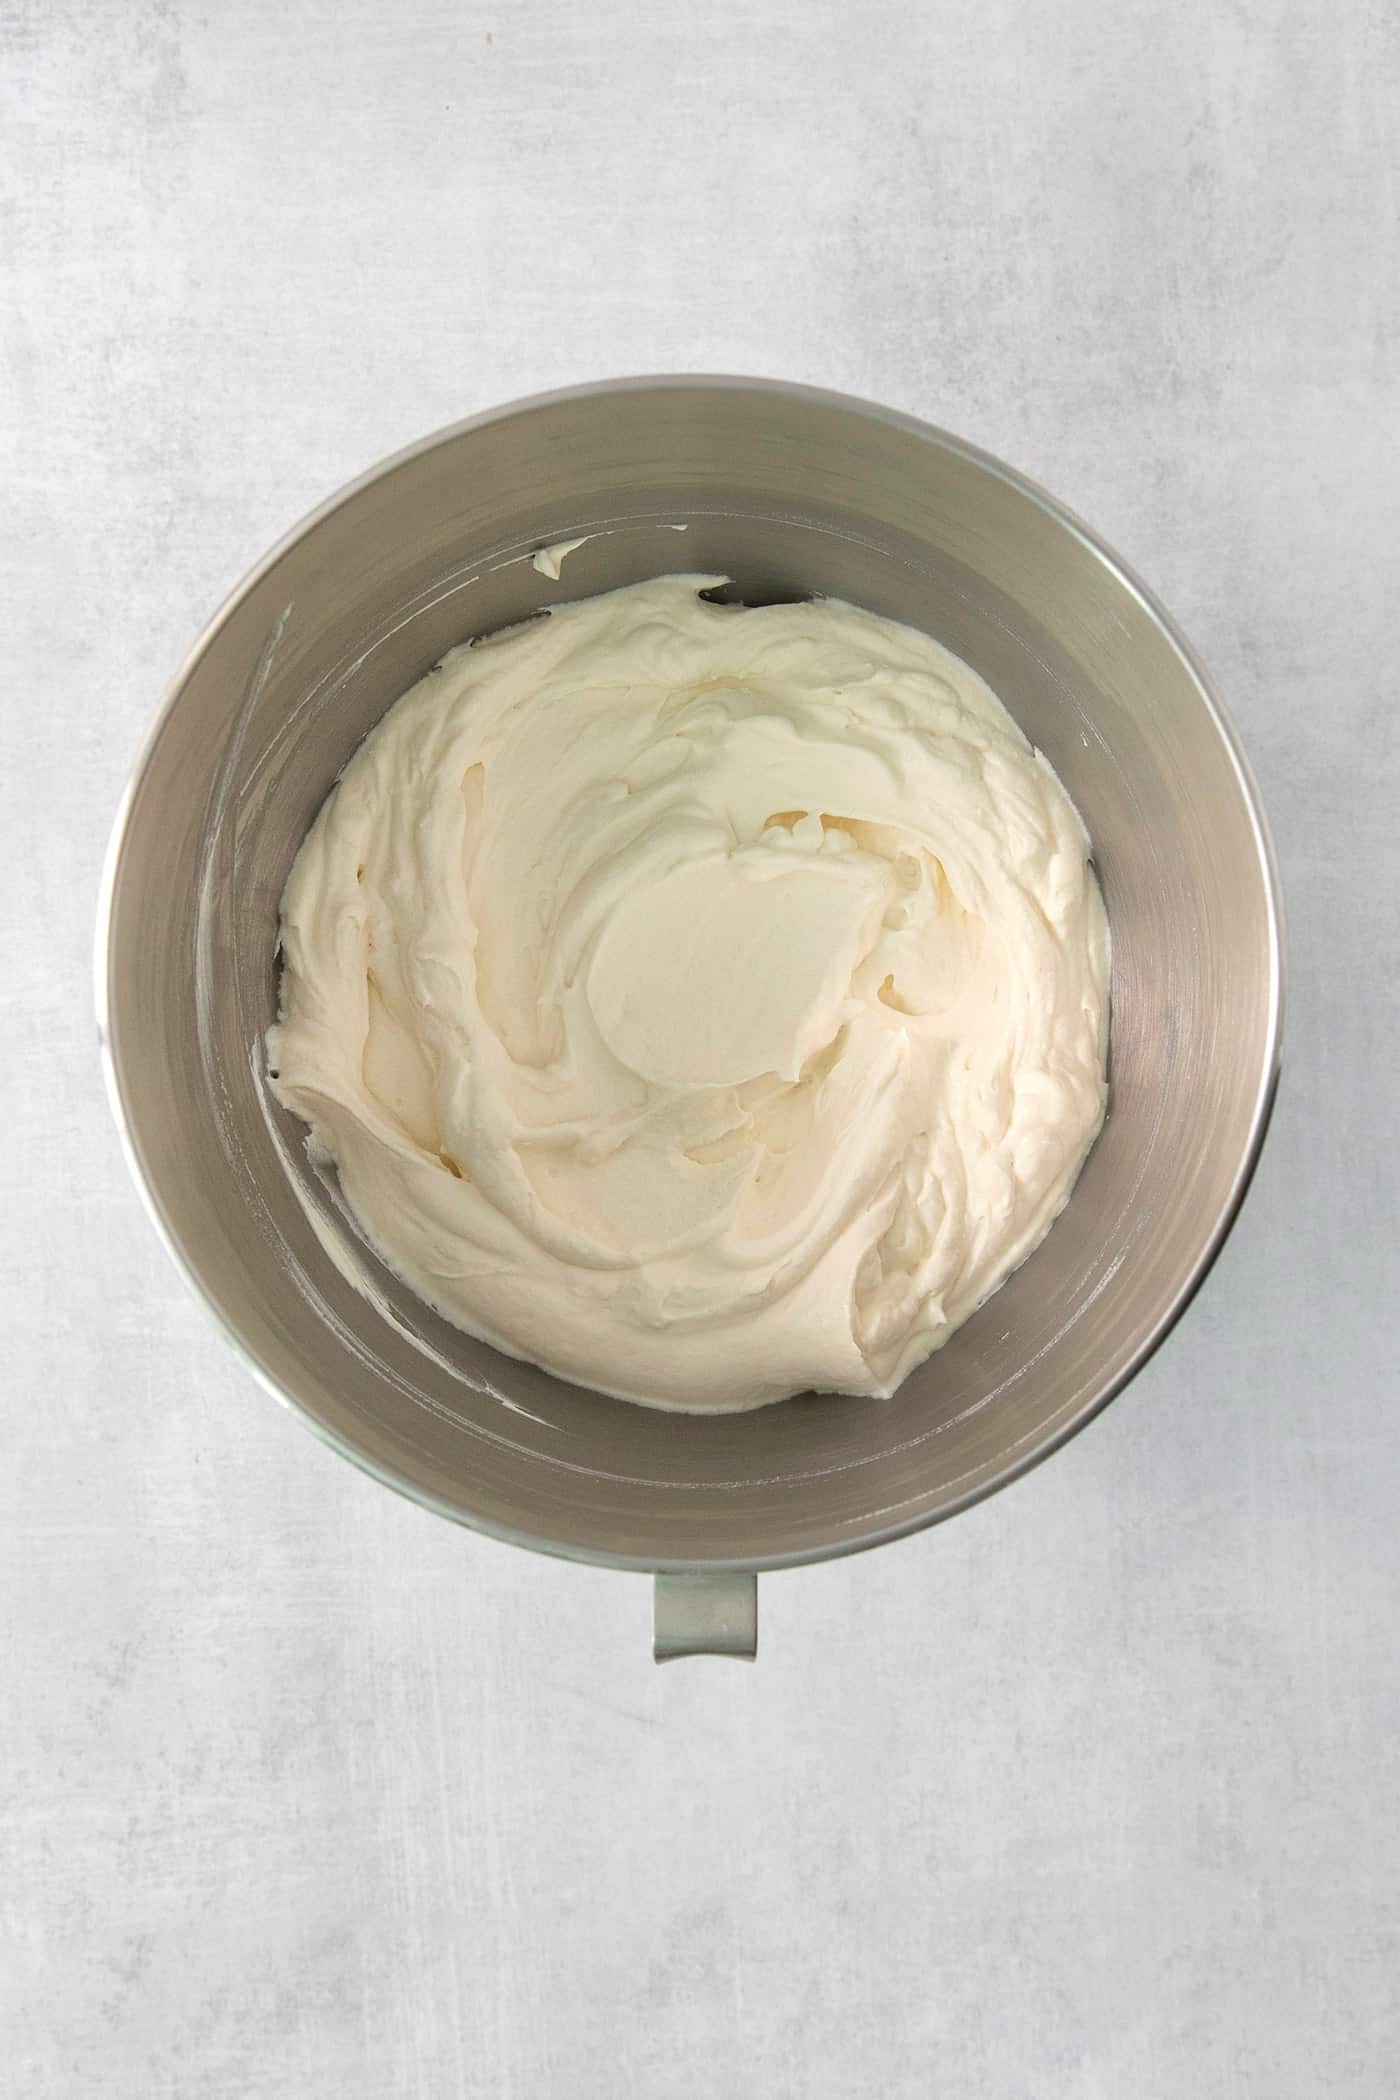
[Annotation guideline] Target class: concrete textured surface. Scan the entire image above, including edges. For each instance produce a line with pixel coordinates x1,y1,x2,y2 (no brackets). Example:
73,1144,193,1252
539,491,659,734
3,1,1398,2093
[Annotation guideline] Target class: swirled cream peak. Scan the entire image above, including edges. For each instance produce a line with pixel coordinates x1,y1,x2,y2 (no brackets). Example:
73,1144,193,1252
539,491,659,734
268,577,1109,1412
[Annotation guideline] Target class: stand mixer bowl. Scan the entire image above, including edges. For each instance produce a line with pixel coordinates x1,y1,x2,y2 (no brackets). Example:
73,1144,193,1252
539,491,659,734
97,378,1283,1651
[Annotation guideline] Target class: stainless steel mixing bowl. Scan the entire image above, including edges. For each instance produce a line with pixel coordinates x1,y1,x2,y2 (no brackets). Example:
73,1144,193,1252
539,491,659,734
97,377,1283,1657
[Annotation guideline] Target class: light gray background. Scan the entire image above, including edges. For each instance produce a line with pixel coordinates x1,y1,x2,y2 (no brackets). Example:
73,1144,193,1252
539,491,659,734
4,1,1397,2093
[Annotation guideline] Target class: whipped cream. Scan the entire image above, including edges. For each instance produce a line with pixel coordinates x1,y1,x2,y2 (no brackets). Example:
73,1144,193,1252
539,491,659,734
268,577,1109,1411
531,537,590,580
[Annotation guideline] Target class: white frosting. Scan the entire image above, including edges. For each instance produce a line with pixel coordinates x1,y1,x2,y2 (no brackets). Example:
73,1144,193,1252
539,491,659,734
531,537,590,580
268,577,1108,1412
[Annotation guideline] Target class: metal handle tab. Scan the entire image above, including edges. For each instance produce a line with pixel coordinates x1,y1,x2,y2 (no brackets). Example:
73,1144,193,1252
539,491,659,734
653,1571,758,1662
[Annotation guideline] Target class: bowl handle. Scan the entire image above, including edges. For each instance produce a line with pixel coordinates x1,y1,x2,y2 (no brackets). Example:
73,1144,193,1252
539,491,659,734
653,1571,757,1662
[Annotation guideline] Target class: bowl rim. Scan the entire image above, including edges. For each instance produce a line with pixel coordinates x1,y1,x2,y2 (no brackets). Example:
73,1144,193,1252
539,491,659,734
95,373,1286,1575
